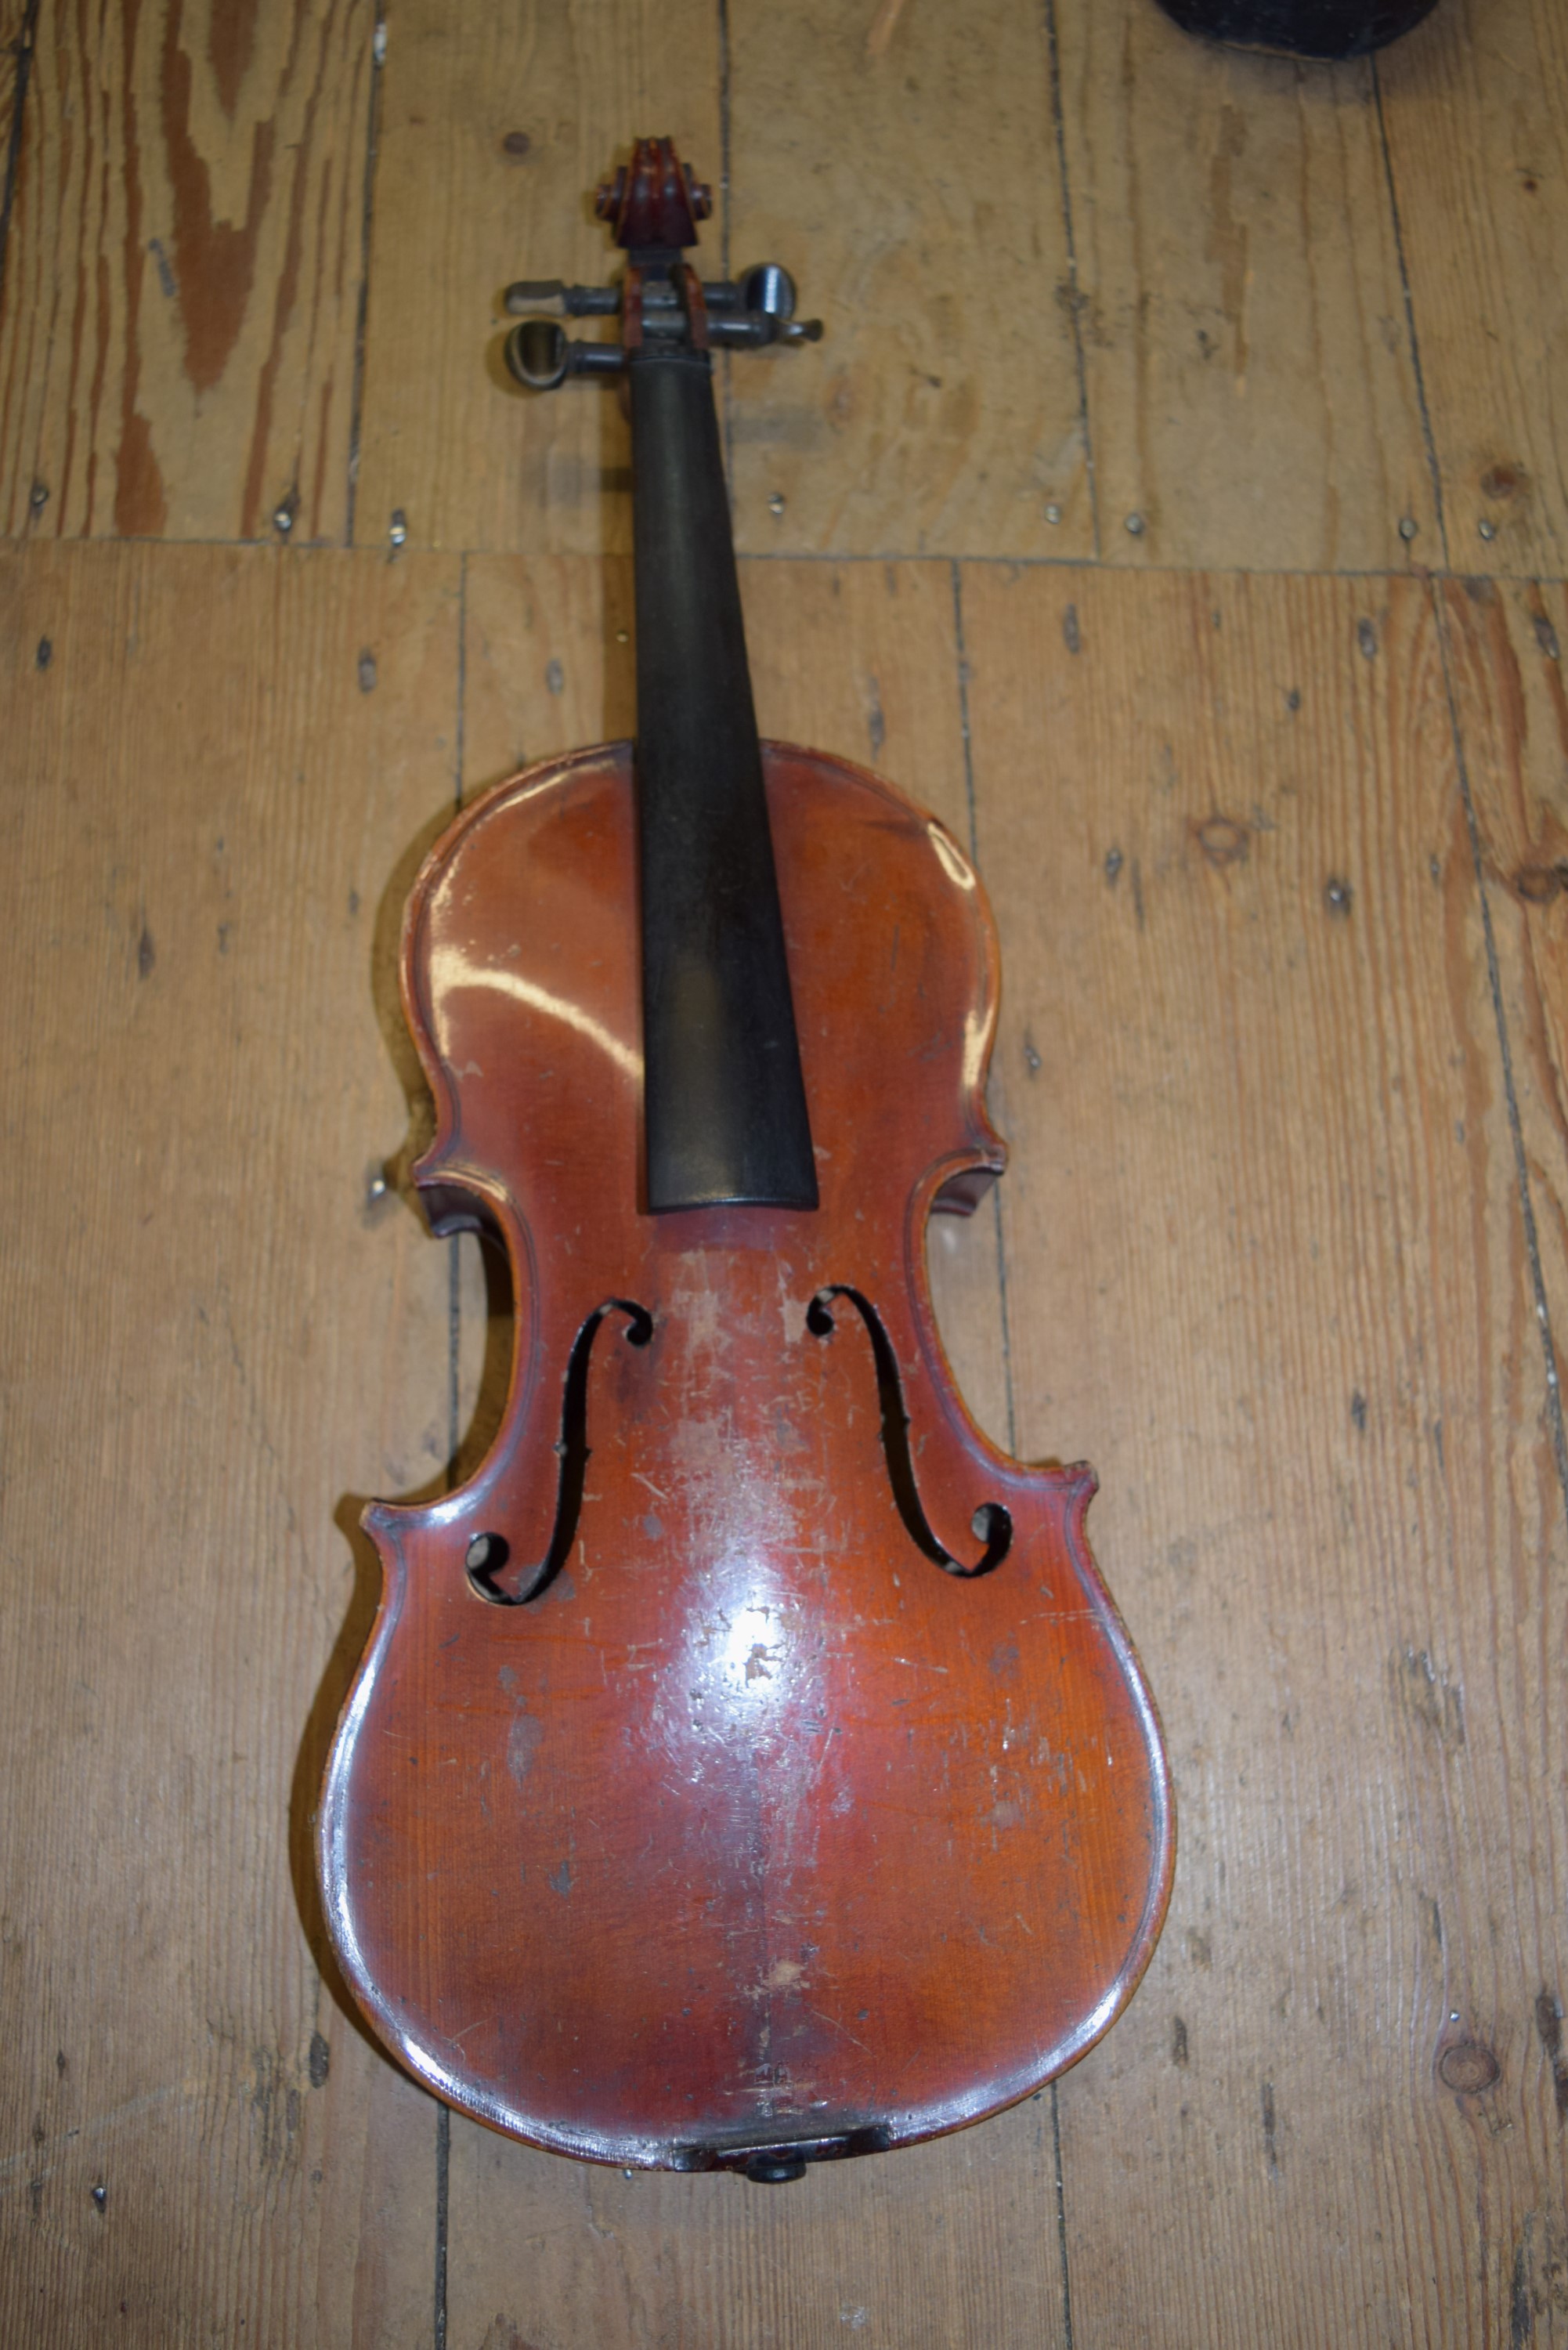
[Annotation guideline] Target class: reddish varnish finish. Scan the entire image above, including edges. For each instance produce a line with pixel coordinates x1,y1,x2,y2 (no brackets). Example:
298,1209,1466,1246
320,741,1172,2173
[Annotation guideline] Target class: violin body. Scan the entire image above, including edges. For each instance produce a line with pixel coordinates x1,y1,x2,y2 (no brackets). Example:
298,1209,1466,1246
320,737,1172,2173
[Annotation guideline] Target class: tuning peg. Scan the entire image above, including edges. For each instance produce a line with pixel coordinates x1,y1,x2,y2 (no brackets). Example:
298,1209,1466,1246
507,318,568,389
504,319,623,390
504,280,620,319
506,280,568,320
739,264,797,323
704,313,823,350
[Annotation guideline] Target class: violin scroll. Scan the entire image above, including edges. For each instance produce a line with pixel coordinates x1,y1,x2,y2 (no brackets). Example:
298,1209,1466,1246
594,135,711,249
503,137,821,390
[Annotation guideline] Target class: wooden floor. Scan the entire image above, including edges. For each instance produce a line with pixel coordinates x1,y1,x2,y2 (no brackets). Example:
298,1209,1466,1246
2,2,1566,2344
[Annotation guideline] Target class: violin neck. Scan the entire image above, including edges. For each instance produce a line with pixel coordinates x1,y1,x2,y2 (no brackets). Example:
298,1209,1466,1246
628,345,818,1214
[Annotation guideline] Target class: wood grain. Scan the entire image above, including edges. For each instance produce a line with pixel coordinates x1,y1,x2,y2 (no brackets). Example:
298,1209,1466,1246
725,0,1091,560
351,3,719,556
1438,577,1568,1329
0,0,374,543
449,2096,1068,2350
1438,587,1568,2346
1379,0,1568,576
1434,597,1568,2350
0,542,462,2347
0,0,32,234
1056,0,1437,572
959,563,1568,2346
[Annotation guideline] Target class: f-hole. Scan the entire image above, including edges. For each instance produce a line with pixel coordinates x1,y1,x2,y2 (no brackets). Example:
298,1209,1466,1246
807,1286,1011,1575
466,1298,653,1605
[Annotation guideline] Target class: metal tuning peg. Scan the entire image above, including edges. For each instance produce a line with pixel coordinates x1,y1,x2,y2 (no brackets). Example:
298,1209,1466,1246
504,317,626,390
739,263,795,321
504,280,620,319
703,265,822,349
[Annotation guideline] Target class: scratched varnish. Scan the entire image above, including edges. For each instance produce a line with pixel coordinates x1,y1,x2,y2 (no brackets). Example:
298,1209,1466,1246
3,0,1568,2344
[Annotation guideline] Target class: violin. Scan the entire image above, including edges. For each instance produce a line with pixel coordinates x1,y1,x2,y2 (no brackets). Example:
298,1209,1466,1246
320,139,1172,2184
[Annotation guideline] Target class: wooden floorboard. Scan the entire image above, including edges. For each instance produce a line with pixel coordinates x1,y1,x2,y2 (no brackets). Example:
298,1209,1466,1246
0,542,459,2348
0,2,33,237
960,562,1568,2346
725,0,1092,561
352,1,721,557
1057,0,1437,573
449,2096,1066,2350
1379,0,1568,577
0,0,374,543
1438,574,1568,1340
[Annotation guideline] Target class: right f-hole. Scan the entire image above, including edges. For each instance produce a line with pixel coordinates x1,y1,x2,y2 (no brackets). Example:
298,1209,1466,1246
466,1297,652,1605
807,1286,1010,1576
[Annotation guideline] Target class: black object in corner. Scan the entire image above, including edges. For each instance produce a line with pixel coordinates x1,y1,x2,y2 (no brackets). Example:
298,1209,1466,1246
1153,0,1439,57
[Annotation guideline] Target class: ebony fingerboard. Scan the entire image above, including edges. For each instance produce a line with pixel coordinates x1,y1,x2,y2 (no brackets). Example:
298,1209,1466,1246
628,348,818,1214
